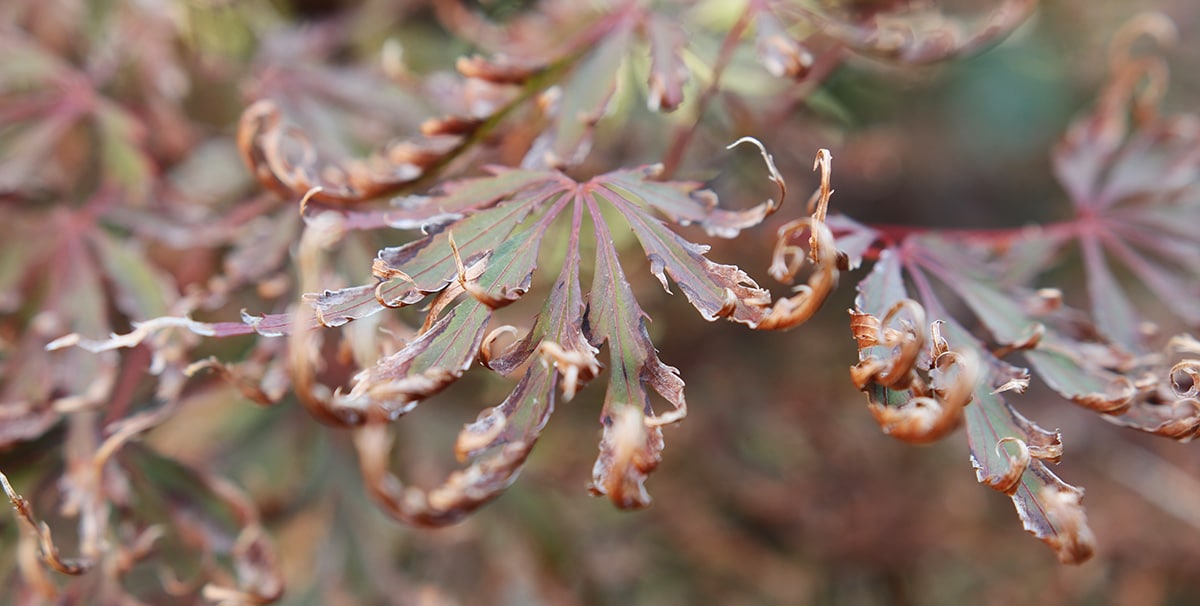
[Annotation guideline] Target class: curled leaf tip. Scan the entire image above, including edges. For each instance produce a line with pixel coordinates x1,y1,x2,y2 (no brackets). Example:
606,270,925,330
726,136,785,213
980,437,1031,495
537,340,600,402
1039,485,1096,564
590,406,663,509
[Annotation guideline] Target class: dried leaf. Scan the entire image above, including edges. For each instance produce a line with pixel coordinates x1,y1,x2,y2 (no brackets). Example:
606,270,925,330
604,191,770,324
344,298,492,421
755,9,813,79
915,235,1138,414
238,98,457,204
356,363,557,527
484,199,597,398
585,197,682,507
852,251,1094,563
315,178,568,326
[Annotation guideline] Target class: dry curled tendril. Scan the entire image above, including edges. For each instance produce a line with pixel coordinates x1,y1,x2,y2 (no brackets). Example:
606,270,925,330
850,301,981,444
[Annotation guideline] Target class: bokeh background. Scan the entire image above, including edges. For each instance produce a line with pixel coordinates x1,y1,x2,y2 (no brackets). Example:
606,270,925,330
2,0,1199,604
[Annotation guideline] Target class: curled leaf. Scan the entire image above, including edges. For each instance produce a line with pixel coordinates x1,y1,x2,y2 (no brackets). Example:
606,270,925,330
356,363,557,526
757,149,843,330
237,99,460,204
590,405,664,509
1038,485,1097,565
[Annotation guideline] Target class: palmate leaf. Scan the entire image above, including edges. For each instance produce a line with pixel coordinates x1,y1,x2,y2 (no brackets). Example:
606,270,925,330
340,160,798,520
913,235,1200,441
1051,17,1200,351
60,145,833,524
852,249,1096,564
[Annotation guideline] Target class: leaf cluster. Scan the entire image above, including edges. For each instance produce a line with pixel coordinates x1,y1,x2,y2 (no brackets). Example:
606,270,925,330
1,0,1198,602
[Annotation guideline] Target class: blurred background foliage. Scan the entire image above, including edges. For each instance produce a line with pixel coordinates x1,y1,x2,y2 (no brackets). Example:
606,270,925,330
2,0,1200,604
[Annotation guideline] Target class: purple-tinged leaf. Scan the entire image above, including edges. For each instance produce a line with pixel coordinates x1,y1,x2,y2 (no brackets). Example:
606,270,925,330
1080,234,1142,352
788,0,1040,65
90,230,174,320
95,102,154,203
941,317,1094,564
1054,16,1193,212
599,164,776,239
223,207,302,286
313,180,568,326
852,255,1094,563
1099,335,1200,441
585,197,684,508
356,361,556,527
0,220,52,312
344,298,491,420
237,98,462,204
485,199,594,389
456,362,557,466
1048,23,1200,348
916,235,1137,413
827,215,879,272
854,248,907,318
320,167,556,232
601,192,770,325
464,196,571,308
1099,234,1200,326
755,8,813,79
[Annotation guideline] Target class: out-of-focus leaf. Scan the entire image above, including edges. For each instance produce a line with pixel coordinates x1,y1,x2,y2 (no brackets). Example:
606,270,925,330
319,167,552,232
645,16,688,112
95,102,154,204
755,7,813,79
785,0,1040,65
122,446,283,603
524,19,632,168
90,230,174,320
826,215,879,272
224,208,302,288
1050,24,1200,349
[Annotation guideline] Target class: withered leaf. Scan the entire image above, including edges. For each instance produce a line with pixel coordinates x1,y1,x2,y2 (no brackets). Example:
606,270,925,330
852,248,1095,563
345,298,492,421
585,197,683,508
356,363,557,527
915,235,1137,415
314,178,570,326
